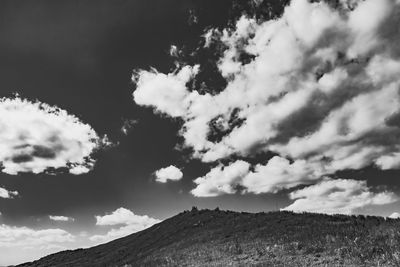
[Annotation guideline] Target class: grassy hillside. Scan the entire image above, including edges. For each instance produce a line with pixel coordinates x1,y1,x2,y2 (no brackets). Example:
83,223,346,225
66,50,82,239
17,208,400,267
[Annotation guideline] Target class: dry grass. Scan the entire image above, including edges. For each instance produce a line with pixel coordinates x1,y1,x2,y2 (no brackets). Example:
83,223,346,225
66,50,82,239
17,208,400,267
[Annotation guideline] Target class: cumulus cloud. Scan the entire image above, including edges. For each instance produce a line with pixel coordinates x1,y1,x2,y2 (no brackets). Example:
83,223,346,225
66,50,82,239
191,160,250,197
49,215,75,222
242,157,323,194
91,207,160,243
192,156,324,197
282,178,398,214
0,223,77,266
133,65,199,118
94,207,159,226
0,187,18,199
155,165,183,183
0,224,74,248
388,212,400,219
0,96,106,175
90,224,146,243
133,0,400,197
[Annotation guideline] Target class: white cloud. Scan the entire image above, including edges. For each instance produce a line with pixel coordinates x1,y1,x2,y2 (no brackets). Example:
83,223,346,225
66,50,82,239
0,223,79,266
133,65,199,118
242,157,323,194
0,187,18,199
0,96,105,175
0,224,74,248
91,207,160,243
389,212,400,219
155,165,183,183
90,224,145,243
49,215,75,222
95,208,159,228
133,0,400,196
282,178,398,215
192,156,325,196
68,165,92,175
94,207,159,226
191,160,250,197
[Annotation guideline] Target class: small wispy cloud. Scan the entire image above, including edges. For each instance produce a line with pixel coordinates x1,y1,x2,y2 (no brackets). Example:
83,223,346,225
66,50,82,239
49,215,75,222
120,119,138,135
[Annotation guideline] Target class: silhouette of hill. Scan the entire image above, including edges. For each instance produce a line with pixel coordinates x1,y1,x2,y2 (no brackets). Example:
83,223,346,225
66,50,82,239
17,208,400,266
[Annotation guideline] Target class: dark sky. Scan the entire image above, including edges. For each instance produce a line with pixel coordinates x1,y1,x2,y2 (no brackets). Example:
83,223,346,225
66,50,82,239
0,0,287,253
1,0,400,265
0,0,249,220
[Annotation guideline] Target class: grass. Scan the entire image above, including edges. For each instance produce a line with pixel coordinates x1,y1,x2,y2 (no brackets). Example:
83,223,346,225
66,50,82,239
17,208,400,267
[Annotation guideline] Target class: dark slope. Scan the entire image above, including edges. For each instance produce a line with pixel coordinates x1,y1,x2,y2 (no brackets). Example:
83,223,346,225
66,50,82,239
17,209,400,267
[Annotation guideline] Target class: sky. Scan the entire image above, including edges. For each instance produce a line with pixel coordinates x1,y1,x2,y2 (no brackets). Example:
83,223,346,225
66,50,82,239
0,0,400,265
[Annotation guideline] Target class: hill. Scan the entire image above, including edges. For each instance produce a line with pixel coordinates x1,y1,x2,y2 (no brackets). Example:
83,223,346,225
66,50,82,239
17,208,400,267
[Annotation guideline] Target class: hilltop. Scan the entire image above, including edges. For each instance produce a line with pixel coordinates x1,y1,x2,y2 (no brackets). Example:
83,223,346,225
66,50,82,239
17,208,400,267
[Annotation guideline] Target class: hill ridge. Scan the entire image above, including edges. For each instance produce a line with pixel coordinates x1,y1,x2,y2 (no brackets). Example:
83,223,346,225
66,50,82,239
16,208,400,267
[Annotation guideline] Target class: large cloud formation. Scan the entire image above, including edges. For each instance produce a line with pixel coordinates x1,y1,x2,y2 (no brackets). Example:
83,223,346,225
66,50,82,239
0,96,105,175
133,0,400,212
282,178,398,214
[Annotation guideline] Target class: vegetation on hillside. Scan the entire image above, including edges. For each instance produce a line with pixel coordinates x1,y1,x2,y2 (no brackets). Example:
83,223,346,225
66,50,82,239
17,208,400,267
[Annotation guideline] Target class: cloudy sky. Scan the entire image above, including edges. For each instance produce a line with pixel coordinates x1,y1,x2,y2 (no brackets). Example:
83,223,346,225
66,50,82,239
1,0,400,265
